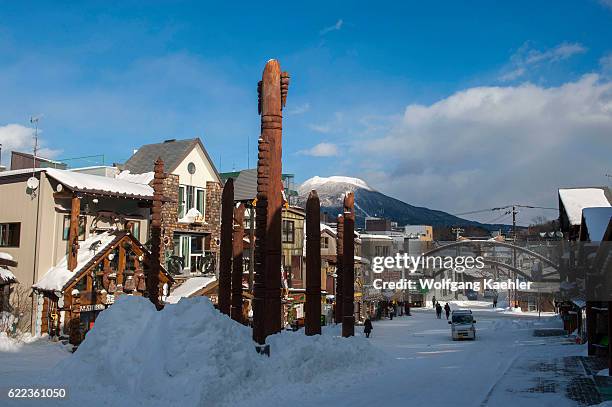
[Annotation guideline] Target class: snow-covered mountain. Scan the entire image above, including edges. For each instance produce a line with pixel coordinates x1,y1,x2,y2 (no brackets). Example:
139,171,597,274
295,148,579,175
297,175,488,229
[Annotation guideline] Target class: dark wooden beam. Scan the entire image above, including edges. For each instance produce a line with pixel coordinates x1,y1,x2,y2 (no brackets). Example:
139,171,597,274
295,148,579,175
335,215,344,324
219,178,234,316
67,195,81,271
305,191,321,336
342,192,355,338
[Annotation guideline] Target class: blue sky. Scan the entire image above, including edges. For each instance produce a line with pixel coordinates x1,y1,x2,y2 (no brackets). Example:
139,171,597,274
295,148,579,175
1,1,611,224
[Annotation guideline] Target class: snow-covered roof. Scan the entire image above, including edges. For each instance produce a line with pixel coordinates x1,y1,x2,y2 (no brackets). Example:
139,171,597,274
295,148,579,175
582,207,612,242
0,267,17,284
358,233,394,241
115,170,155,185
559,188,611,226
0,168,153,199
0,252,13,261
34,231,118,292
166,276,217,304
45,168,153,199
321,223,336,237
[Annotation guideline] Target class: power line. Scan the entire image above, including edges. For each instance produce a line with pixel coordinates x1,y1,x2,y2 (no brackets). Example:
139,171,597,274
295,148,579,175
453,204,557,216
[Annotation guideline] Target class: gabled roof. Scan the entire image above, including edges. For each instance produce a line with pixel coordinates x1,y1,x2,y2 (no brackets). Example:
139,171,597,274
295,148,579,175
165,276,217,304
34,231,172,292
123,138,222,182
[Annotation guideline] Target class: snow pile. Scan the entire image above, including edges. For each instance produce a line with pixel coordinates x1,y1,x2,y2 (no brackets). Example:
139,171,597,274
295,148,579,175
58,296,385,406
0,332,23,352
178,208,206,224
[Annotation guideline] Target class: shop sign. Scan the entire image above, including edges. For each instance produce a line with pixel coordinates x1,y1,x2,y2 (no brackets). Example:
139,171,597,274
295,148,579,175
79,304,106,312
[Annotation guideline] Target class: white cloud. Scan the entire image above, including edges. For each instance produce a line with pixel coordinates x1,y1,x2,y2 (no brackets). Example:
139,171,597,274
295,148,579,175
287,103,310,115
320,19,343,36
500,42,587,82
601,52,612,75
599,0,612,10
0,124,60,166
355,74,612,223
309,124,332,133
299,142,339,157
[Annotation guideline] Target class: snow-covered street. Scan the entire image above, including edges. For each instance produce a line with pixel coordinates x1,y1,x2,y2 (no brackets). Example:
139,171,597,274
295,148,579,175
0,298,595,407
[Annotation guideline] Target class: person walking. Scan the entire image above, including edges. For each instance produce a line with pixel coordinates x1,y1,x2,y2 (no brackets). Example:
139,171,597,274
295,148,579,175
432,296,437,309
388,305,394,320
364,317,373,338
435,302,443,319
493,296,498,308
444,303,451,320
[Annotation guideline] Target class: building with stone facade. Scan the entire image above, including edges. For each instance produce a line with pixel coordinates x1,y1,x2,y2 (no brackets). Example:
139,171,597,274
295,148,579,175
123,138,222,276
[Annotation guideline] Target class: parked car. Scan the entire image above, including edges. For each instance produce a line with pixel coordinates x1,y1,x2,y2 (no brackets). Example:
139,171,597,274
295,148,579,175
449,309,476,340
465,289,478,300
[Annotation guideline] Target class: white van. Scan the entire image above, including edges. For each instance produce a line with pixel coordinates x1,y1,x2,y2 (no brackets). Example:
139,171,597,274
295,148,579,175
449,309,476,340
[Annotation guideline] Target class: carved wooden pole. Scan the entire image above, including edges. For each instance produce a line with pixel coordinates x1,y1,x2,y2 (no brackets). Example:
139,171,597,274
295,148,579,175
148,157,164,309
342,192,355,337
253,59,289,346
231,203,246,323
335,215,344,324
219,178,234,316
305,191,322,336
67,195,81,271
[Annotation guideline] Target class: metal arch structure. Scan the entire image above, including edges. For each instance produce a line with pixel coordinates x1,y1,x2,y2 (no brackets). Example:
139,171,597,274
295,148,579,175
422,240,560,270
429,258,560,283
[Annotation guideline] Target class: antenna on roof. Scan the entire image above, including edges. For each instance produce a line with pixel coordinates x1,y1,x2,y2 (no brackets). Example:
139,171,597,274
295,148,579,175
30,115,42,170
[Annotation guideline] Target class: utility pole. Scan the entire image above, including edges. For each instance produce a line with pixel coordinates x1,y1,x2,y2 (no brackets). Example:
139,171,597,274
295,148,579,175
511,205,518,308
451,227,464,300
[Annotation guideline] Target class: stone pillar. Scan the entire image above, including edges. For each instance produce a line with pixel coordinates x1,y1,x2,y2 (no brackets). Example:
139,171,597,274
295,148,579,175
253,59,289,346
231,203,245,323
148,157,164,310
219,178,234,316
67,196,81,271
305,191,321,336
342,192,355,338
335,215,344,324
205,181,222,257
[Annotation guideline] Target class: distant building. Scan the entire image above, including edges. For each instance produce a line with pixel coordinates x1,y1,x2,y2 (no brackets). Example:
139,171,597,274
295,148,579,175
10,151,67,171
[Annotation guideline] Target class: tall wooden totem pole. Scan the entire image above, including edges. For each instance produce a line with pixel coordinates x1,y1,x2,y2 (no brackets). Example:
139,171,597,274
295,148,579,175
335,215,344,324
253,59,289,347
305,191,322,336
219,178,234,316
342,192,355,337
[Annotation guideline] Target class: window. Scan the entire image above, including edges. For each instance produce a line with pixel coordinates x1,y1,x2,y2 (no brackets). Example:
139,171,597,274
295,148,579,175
0,223,20,248
282,220,295,243
62,216,86,241
196,189,205,214
374,245,390,257
321,236,329,249
178,186,185,218
179,185,206,217
126,221,141,241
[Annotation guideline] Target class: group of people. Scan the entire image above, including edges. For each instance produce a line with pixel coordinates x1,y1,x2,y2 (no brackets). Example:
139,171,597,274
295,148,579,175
432,296,451,320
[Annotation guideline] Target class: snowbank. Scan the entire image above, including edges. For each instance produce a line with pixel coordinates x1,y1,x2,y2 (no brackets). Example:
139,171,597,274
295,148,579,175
57,296,386,406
